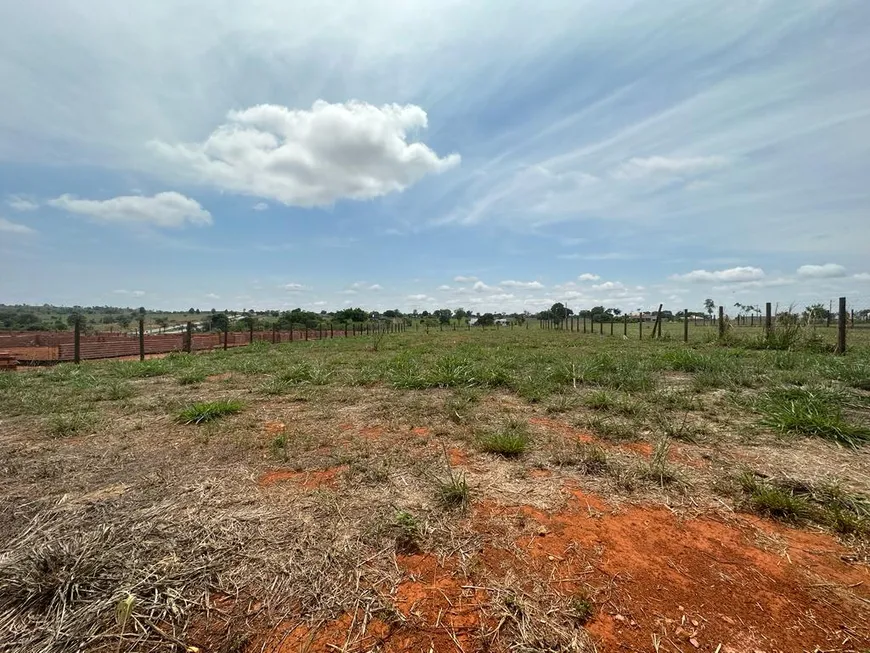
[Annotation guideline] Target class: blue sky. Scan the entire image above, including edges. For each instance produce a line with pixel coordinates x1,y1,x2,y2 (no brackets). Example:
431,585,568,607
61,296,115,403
2,0,869,315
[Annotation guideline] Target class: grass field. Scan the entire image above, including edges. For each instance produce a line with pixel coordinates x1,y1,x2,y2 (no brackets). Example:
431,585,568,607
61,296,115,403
1,328,869,652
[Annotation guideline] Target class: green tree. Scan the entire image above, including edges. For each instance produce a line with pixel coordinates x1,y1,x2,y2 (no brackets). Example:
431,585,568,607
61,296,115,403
477,313,495,327
550,302,572,323
434,309,452,324
453,308,468,321
704,299,715,318
155,317,169,333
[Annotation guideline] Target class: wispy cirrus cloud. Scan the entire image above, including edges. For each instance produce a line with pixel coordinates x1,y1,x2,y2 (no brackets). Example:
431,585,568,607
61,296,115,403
670,267,765,283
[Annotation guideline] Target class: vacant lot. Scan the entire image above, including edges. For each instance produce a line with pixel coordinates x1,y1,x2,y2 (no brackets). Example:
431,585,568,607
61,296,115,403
1,329,869,652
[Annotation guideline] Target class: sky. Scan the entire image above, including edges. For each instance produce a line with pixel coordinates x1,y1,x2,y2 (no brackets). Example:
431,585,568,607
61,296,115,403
1,0,869,315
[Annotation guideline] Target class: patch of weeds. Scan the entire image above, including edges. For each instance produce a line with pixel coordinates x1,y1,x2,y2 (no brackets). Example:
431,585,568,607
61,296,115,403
177,370,206,386
756,387,870,448
177,399,243,425
436,450,470,510
568,595,594,625
582,389,617,411
445,387,480,423
259,377,293,396
96,381,136,401
642,438,681,487
478,420,530,456
125,360,170,378
576,443,609,475
270,430,289,461
46,412,94,438
392,510,421,553
651,390,703,412
578,416,637,442
656,410,703,443
545,392,579,414
738,473,810,522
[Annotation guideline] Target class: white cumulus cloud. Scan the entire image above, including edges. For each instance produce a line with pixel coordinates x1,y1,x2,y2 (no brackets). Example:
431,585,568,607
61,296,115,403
670,266,765,283
0,217,36,234
252,202,269,211
796,263,846,279
113,289,145,296
369,284,383,291
499,280,544,289
48,192,212,228
853,273,870,281
591,281,627,291
453,275,477,283
205,293,220,300
407,294,429,301
612,155,729,180
152,100,460,207
472,281,493,292
578,273,600,281
284,283,304,292
437,285,452,291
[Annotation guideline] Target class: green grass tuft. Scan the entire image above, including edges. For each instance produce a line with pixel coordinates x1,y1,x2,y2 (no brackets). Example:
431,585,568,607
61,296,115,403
478,421,530,456
46,412,94,438
756,387,870,448
177,399,243,424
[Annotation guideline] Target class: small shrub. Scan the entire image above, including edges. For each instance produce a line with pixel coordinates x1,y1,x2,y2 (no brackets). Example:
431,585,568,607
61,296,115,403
445,388,480,423
479,421,530,456
177,399,243,425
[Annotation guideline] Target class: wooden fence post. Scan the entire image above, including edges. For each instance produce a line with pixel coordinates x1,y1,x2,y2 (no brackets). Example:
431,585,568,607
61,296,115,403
249,321,254,345
73,318,81,364
330,323,334,338
683,310,689,343
624,315,628,336
652,304,663,339
599,319,603,335
610,320,614,336
185,322,193,353
836,297,847,355
139,318,145,361
583,316,587,333
718,306,725,339
765,302,772,339
639,317,642,340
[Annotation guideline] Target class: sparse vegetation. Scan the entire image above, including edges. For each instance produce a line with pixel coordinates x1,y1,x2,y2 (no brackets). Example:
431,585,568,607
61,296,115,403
177,399,243,425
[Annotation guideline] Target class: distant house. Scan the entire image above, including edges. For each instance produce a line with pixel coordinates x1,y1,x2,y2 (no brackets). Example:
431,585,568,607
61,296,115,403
494,318,511,326
468,317,479,326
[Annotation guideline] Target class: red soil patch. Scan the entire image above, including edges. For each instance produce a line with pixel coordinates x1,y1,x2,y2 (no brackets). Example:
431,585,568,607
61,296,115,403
263,420,286,435
529,416,595,443
411,426,431,436
446,447,469,467
475,494,870,652
256,555,487,653
258,466,346,489
359,425,385,439
529,468,552,479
